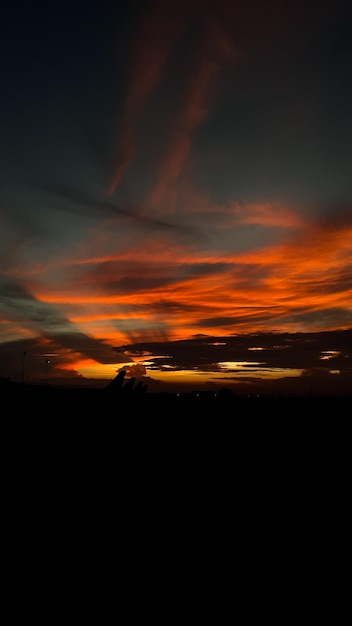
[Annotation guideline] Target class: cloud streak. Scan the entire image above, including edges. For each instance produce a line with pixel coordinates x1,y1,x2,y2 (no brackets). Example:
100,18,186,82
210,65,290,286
107,1,192,195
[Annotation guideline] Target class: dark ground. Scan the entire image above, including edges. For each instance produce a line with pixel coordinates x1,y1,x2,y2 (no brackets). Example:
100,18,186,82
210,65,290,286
2,387,350,593
2,388,351,475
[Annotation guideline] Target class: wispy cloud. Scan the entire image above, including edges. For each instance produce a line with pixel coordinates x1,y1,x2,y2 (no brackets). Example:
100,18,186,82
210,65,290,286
107,1,191,195
146,18,239,216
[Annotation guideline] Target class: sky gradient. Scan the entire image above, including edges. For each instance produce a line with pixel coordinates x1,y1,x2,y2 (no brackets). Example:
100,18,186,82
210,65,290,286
1,0,351,395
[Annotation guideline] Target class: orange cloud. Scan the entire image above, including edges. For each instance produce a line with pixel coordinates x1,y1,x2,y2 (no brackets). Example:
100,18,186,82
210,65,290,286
227,202,304,228
21,201,352,353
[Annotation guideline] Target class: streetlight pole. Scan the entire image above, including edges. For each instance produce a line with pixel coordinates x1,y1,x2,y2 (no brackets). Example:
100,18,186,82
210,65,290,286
45,359,50,387
22,351,26,385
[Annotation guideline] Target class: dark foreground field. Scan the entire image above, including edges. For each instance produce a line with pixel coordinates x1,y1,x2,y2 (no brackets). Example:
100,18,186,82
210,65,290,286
3,387,351,584
2,385,350,620
2,388,351,473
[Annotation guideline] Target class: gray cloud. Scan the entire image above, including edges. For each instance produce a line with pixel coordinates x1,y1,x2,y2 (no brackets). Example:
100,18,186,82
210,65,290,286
30,183,206,244
114,329,352,373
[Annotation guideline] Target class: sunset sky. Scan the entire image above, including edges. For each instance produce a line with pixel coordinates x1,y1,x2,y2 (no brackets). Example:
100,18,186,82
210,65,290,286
1,0,351,395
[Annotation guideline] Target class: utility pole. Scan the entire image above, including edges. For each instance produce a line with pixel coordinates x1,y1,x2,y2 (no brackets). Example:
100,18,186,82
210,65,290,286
22,351,26,385
45,359,50,386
